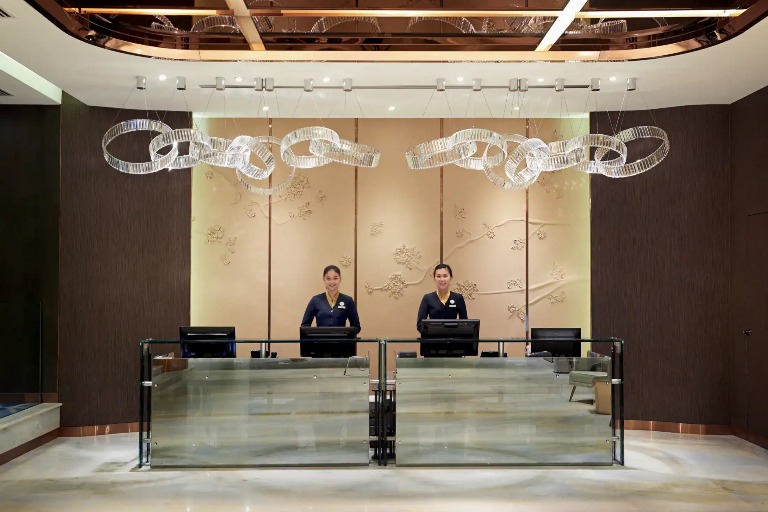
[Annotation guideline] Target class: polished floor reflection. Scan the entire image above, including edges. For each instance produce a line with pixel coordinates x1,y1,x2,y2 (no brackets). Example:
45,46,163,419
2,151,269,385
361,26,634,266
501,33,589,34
1,431,767,511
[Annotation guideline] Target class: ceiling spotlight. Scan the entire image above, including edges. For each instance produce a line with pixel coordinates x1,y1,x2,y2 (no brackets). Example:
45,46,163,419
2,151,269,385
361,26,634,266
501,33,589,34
322,77,331,83
235,76,243,82
176,76,186,91
262,105,269,111
456,76,464,82
626,77,637,91
555,78,565,92
513,106,520,111
136,75,146,90
158,74,167,81
537,77,545,83
590,78,601,91
388,105,396,112
215,77,225,91
609,76,617,82
519,78,529,92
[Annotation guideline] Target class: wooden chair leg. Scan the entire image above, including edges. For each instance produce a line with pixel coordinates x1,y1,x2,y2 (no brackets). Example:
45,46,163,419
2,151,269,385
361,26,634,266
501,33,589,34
569,385,576,402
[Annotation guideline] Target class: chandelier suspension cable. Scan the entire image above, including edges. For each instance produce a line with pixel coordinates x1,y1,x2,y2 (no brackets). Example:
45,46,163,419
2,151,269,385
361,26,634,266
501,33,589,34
530,91,554,140
108,79,136,127
605,87,628,136
349,81,366,119
574,86,592,137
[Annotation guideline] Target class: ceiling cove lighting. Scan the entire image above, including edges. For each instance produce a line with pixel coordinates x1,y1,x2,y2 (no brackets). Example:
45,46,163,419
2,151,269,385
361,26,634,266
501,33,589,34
536,0,588,51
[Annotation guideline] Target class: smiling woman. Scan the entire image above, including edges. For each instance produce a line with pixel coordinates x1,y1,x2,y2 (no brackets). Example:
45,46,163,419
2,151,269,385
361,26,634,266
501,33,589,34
301,264,362,334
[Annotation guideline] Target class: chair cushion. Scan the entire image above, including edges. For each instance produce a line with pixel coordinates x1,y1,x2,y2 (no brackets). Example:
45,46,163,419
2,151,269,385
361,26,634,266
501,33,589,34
569,370,608,387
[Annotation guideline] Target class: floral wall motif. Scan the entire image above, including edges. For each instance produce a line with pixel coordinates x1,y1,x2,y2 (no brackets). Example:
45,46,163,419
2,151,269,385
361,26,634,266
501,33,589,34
191,117,590,358
370,222,384,237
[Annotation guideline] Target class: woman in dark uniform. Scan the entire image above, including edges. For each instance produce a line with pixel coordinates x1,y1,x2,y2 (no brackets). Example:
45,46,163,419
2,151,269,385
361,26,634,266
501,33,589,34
416,263,468,331
301,265,361,333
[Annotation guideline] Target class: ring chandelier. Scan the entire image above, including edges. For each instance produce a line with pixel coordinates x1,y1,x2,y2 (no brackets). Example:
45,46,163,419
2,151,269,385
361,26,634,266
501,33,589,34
405,77,670,189
101,76,381,195
102,76,669,194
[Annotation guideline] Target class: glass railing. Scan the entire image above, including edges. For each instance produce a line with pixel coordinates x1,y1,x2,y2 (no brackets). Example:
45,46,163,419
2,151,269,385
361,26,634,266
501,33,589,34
139,339,380,468
384,339,623,467
139,338,623,468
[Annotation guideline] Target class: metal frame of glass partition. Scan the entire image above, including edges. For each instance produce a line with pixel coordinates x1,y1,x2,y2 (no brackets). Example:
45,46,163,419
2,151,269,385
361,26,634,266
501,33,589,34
139,337,623,468
381,338,624,467
138,339,380,468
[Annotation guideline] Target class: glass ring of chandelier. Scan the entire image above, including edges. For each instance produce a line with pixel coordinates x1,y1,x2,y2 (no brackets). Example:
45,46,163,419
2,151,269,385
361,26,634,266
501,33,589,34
405,126,670,189
101,122,380,195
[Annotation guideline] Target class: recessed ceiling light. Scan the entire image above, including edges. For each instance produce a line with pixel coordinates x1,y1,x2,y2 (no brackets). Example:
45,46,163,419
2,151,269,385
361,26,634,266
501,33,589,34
262,105,269,111
513,106,520,110
388,105,396,112
322,77,331,83
158,74,167,81
537,77,545,83
456,76,464,82
235,76,243,82
609,76,617,81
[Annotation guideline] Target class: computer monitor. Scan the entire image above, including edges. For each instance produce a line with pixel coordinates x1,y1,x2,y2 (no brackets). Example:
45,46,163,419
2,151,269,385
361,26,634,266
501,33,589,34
299,326,357,358
419,319,480,357
179,326,236,358
530,327,581,357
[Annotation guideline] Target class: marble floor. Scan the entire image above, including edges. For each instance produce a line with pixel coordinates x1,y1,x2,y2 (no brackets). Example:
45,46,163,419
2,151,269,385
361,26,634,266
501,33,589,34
0,431,767,512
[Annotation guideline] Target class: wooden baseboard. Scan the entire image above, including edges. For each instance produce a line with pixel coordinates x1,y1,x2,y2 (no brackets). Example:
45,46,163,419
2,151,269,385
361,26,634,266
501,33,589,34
58,422,141,437
0,429,58,466
625,420,733,435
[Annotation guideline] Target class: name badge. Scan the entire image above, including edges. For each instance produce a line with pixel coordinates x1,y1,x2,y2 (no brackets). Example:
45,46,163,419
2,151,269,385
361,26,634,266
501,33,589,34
449,304,457,308
338,305,346,309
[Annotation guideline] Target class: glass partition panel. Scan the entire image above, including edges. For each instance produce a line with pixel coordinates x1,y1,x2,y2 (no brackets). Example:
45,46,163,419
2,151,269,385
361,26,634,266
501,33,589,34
141,340,372,468
390,339,618,466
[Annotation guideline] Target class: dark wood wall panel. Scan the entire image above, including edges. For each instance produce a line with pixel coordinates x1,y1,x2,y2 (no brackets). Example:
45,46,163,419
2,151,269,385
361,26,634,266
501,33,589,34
0,106,60,395
59,94,191,427
730,85,768,444
591,106,730,424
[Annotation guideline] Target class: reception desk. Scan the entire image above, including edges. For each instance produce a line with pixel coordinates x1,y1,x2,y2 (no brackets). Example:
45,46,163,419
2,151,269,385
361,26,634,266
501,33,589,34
139,339,624,468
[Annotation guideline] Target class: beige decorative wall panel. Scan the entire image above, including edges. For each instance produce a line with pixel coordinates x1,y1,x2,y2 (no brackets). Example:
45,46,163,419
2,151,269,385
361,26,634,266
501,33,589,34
191,118,270,356
190,116,591,362
442,118,528,355
527,118,592,343
269,119,356,357
358,118,441,361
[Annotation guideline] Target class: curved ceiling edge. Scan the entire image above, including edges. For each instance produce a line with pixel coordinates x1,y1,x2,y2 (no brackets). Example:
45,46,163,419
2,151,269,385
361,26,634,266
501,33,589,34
24,0,768,63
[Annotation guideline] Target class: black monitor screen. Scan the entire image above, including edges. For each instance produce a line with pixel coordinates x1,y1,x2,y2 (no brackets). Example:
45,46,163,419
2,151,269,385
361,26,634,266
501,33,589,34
179,326,236,358
530,327,581,357
419,319,480,357
300,326,357,358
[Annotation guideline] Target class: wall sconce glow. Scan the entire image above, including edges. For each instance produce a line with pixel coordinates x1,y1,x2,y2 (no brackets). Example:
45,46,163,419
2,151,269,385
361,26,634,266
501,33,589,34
456,76,464,82
609,76,617,82
388,105,396,112
322,77,331,83
235,76,243,82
